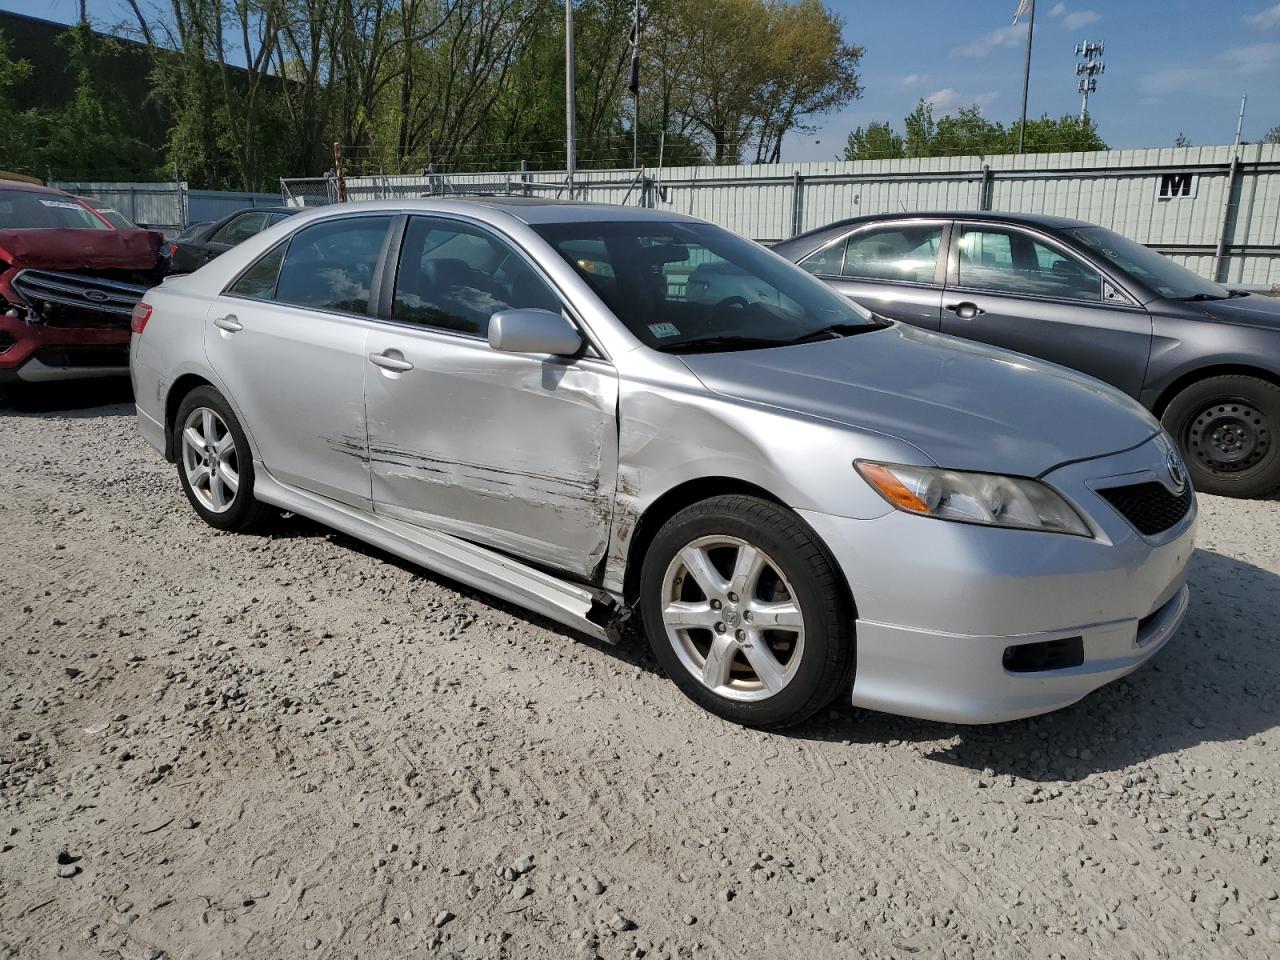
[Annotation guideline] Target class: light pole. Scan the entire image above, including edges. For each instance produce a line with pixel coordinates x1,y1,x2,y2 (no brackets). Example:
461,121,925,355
1016,0,1036,153
566,0,576,186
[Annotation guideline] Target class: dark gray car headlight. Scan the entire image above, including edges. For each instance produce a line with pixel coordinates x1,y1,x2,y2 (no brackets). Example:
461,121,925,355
855,461,1091,537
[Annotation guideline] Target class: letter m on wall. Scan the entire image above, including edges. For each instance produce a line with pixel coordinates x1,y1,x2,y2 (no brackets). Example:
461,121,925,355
1158,172,1198,200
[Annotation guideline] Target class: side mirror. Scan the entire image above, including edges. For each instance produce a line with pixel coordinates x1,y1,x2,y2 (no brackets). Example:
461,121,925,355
488,308,583,357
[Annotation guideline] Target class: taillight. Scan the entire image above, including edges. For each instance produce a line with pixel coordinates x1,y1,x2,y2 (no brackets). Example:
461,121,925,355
131,302,153,334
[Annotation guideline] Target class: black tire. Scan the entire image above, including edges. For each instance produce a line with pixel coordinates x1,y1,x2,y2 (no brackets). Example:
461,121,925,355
638,494,855,729
172,385,271,531
1160,375,1280,498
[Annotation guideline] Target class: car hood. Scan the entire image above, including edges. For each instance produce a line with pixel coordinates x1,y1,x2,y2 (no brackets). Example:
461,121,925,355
678,323,1159,476
0,228,162,271
1197,293,1280,330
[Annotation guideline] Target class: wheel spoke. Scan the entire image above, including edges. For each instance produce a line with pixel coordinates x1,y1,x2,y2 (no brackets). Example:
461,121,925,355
188,463,210,490
740,637,788,693
182,426,204,454
679,546,727,598
209,473,229,510
749,600,803,631
701,633,736,689
202,408,216,442
214,432,235,456
728,544,766,600
219,462,240,495
662,600,715,631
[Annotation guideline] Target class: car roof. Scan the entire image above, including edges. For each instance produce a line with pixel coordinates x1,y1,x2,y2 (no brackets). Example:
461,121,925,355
224,206,297,217
294,196,699,226
790,210,1092,240
0,181,76,199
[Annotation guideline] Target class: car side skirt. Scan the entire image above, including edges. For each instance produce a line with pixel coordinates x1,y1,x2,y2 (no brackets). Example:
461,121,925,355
251,464,622,644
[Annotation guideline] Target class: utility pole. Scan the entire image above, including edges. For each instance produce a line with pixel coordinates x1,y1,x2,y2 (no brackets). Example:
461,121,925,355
1016,0,1036,153
1074,41,1105,120
565,0,576,186
1234,94,1247,147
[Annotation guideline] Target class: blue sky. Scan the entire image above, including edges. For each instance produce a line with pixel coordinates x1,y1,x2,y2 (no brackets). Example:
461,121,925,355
7,0,1280,162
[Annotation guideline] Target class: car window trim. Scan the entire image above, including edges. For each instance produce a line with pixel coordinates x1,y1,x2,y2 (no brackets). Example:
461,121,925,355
380,211,609,361
948,220,1143,308
220,211,397,316
800,218,951,287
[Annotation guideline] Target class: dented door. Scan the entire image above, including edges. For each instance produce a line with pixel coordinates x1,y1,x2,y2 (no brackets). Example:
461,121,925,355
363,325,618,579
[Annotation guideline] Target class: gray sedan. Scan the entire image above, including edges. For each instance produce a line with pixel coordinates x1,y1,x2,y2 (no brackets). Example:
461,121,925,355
130,199,1195,729
772,212,1280,499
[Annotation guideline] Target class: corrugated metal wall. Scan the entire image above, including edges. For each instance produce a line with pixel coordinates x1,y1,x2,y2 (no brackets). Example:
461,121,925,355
338,144,1280,285
50,183,281,235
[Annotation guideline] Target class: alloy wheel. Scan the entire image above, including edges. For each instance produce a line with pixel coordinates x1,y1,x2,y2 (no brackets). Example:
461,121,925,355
180,406,240,513
659,535,805,702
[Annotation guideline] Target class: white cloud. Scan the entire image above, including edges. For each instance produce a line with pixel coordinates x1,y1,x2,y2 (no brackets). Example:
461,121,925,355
1062,10,1101,30
1050,2,1066,16
954,23,1024,58
924,88,999,114
1244,3,1280,29
1139,43,1280,94
898,73,929,87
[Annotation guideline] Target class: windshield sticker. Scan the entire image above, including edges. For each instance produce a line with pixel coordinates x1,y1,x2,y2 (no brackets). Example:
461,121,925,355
38,199,85,211
648,322,680,339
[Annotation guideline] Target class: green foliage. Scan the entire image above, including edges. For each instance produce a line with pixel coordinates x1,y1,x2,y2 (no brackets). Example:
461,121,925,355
1264,125,1280,145
844,99,1106,161
0,30,36,174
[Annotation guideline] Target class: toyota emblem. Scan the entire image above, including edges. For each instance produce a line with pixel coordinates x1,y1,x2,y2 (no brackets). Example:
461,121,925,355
1167,449,1187,492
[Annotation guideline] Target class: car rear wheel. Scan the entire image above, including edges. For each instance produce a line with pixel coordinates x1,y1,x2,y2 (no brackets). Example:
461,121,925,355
639,495,855,729
173,386,270,531
1161,375,1280,498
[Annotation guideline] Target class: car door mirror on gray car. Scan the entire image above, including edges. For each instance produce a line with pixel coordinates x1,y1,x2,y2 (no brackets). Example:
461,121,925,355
487,308,583,357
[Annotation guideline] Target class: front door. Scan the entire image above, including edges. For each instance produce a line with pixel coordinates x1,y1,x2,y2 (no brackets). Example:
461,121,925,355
363,214,618,579
940,222,1153,397
798,220,948,330
204,213,394,509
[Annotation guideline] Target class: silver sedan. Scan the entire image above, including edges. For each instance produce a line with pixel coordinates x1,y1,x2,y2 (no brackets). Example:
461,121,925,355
130,199,1196,728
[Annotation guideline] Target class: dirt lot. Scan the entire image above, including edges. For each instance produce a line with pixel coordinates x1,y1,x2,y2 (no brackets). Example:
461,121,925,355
2,386,1279,960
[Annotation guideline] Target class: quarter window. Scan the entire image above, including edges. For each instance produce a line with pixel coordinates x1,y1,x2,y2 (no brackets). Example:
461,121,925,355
211,212,270,246
842,224,943,283
273,216,390,315
798,237,846,276
956,227,1100,301
391,216,562,336
226,241,286,300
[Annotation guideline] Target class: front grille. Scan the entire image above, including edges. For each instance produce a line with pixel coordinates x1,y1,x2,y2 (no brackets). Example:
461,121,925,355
12,269,149,321
33,346,130,368
1098,481,1193,536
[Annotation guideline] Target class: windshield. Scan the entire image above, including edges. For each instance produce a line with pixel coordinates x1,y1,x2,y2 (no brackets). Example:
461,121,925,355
1069,226,1230,301
532,220,882,352
0,189,109,230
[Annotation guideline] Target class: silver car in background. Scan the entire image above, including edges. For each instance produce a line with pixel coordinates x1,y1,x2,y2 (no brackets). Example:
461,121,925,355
130,199,1196,729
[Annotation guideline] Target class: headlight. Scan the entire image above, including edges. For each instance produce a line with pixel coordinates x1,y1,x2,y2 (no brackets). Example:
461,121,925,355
855,461,1091,537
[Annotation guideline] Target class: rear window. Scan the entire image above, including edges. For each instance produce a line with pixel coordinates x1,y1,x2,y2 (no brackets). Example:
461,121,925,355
0,189,109,230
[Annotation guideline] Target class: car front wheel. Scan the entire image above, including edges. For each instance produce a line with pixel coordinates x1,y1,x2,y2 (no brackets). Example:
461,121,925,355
1161,374,1280,498
639,495,855,729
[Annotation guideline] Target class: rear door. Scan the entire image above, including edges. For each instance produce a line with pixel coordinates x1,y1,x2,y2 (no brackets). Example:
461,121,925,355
204,213,394,509
797,219,948,330
940,222,1153,397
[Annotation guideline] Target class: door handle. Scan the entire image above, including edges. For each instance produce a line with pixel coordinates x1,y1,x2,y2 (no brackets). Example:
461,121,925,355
944,301,985,320
369,351,414,373
213,314,243,332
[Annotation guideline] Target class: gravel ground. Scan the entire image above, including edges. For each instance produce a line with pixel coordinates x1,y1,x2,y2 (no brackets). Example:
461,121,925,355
2,385,1279,960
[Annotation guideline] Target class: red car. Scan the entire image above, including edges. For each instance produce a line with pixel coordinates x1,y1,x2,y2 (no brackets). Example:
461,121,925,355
0,181,164,385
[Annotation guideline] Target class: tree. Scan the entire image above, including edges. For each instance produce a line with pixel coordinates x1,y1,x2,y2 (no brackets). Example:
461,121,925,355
0,31,35,175
1264,125,1280,145
844,99,1106,160
1175,132,1191,148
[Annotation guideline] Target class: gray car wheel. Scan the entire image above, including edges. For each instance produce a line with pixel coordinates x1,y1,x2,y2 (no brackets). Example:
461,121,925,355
173,385,270,531
639,494,855,729
1162,375,1280,498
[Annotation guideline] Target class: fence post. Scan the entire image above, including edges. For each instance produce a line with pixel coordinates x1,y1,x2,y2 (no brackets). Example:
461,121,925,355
790,172,803,238
1212,153,1242,283
979,164,994,211
520,159,530,198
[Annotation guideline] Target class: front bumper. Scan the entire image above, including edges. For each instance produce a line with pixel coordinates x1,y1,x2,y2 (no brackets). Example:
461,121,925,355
0,313,130,382
801,435,1197,724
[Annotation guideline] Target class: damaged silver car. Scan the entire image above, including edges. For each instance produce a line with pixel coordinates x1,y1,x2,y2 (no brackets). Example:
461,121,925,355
132,199,1196,729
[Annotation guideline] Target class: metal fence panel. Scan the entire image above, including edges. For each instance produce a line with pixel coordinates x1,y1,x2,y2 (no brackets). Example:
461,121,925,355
52,181,186,233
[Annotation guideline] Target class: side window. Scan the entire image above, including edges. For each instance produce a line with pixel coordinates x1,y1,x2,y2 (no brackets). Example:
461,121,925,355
843,224,943,283
211,212,269,245
799,237,846,276
392,216,562,336
956,227,1100,301
273,216,390,315
226,241,287,300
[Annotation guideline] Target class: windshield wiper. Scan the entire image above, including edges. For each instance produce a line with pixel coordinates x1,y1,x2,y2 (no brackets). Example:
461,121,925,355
786,321,884,344
661,335,790,354
1174,293,1229,302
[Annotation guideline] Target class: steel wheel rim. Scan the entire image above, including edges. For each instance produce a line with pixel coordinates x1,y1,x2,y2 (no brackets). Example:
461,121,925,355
660,535,805,702
1186,399,1270,475
180,407,239,514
